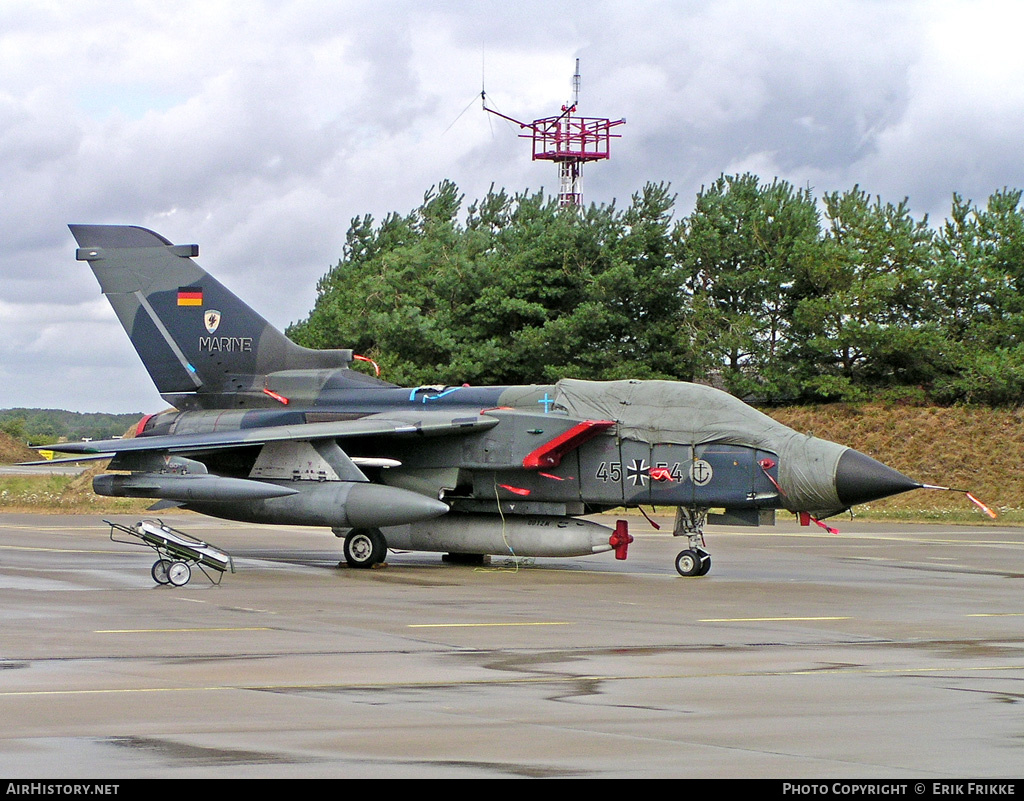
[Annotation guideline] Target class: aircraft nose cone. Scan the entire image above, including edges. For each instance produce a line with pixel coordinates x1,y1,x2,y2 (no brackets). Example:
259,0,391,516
835,449,922,506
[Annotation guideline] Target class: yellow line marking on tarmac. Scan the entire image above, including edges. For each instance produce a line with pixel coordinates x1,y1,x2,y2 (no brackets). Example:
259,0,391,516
2,687,213,698
408,622,573,629
0,544,117,554
0,525,101,531
696,622,856,626
95,627,271,634
699,530,1024,547
966,613,1024,617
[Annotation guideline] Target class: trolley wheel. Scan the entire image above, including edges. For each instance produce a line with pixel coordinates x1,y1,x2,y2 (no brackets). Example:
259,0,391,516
167,561,191,586
343,528,387,568
151,559,172,585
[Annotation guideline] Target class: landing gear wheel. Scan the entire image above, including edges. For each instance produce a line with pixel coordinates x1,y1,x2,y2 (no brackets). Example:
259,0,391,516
167,561,191,586
151,559,172,585
675,549,710,577
343,528,387,568
675,549,700,576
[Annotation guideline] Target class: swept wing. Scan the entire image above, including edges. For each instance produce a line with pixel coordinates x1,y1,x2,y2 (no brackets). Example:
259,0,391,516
39,411,499,458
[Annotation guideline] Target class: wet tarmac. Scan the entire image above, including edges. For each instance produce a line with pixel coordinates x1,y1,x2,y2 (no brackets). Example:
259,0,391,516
1,511,1023,778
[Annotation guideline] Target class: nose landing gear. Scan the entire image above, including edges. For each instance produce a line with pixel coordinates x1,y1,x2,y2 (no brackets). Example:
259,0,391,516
674,548,711,577
673,507,711,577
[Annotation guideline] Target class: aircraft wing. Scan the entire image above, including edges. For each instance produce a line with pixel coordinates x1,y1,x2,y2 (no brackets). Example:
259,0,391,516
19,453,117,466
37,411,500,457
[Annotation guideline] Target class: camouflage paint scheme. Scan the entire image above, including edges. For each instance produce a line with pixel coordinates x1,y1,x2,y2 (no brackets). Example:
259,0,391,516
43,225,922,575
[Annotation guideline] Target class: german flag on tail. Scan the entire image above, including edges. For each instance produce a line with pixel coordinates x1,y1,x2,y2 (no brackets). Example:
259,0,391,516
177,287,203,306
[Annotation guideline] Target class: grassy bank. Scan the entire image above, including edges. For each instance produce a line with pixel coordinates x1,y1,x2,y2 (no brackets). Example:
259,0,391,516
0,470,152,514
767,403,1024,524
2,405,1021,524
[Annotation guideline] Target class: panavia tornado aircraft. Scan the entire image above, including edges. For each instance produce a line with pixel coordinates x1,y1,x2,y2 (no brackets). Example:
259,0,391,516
41,224,928,576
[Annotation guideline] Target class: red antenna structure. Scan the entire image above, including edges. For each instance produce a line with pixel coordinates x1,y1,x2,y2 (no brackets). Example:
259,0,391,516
483,59,625,208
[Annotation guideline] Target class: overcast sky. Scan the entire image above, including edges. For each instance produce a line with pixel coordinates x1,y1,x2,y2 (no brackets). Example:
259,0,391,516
2,0,1023,414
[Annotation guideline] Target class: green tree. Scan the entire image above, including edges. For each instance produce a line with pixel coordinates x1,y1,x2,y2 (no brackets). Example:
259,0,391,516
786,187,946,400
522,183,696,382
288,181,474,385
290,181,695,387
289,177,1024,407
0,416,28,443
930,189,1024,403
676,173,820,398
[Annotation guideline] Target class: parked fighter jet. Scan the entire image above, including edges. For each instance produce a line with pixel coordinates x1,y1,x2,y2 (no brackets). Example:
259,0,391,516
41,224,926,576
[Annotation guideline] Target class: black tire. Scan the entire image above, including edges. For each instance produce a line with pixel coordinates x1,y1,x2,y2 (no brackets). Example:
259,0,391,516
675,549,702,577
343,528,387,568
152,559,172,585
696,552,711,576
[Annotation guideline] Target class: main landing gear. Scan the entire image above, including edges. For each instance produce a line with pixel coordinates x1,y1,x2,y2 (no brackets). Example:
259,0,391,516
673,507,711,577
336,527,388,568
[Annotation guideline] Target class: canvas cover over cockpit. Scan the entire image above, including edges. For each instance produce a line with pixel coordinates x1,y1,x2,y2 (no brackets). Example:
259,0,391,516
553,379,848,513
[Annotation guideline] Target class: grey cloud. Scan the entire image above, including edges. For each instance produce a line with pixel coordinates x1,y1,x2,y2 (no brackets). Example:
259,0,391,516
2,0,1022,411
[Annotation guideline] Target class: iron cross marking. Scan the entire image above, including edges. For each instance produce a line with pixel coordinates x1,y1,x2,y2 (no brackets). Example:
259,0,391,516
626,458,649,487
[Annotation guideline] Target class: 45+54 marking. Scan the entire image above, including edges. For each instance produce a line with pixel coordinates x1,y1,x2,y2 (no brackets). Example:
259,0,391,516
595,460,686,487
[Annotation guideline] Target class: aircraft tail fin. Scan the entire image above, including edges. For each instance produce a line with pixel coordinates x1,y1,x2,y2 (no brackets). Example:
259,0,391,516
70,224,381,408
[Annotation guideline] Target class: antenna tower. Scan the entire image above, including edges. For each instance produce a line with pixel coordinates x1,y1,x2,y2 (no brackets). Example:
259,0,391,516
483,59,625,208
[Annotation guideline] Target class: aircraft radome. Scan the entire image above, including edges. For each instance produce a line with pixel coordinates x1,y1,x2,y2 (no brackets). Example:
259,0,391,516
35,224,933,578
